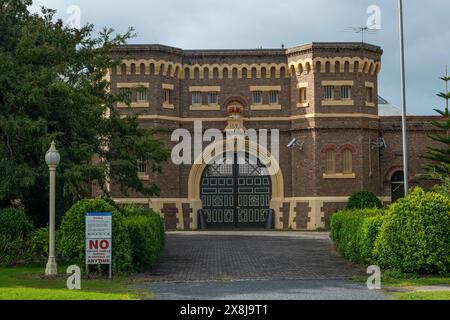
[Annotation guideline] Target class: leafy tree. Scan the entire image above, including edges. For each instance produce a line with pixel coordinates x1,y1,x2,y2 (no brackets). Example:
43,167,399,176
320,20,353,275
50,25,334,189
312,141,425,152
0,1,169,226
425,164,450,198
424,74,450,172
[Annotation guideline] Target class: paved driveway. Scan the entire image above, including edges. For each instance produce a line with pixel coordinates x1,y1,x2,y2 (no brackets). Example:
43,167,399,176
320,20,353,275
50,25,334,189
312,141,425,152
140,231,364,282
147,279,389,300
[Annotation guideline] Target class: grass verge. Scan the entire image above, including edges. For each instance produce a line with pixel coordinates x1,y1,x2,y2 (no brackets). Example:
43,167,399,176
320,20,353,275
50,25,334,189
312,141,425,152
353,273,450,287
392,291,450,300
0,265,153,300
352,270,450,300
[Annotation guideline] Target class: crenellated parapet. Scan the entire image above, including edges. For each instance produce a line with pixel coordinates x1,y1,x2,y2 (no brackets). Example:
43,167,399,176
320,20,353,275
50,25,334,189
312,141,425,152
114,56,380,79
112,42,382,79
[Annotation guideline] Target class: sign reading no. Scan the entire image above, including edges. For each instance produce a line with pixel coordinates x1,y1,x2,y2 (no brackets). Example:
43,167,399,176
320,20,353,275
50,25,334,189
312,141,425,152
85,212,112,279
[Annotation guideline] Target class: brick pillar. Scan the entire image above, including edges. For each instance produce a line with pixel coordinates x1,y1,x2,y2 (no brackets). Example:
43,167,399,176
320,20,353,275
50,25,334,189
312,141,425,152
161,203,178,230
279,202,290,229
294,202,310,230
181,203,193,230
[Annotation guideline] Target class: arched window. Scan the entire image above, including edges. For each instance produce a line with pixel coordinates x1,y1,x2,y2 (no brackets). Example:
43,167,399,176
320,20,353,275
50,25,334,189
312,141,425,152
391,171,405,202
325,150,336,174
342,149,353,174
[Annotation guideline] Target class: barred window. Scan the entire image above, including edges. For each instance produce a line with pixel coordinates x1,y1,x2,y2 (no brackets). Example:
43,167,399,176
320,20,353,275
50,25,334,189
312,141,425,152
192,91,202,105
268,91,279,104
252,91,262,104
325,150,336,174
164,89,172,104
138,158,147,174
137,88,147,101
207,92,218,105
340,86,351,100
324,86,334,100
120,88,132,102
342,149,353,174
299,87,307,103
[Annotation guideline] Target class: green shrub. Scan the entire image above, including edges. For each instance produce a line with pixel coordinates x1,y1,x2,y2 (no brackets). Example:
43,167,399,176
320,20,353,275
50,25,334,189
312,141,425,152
120,203,151,217
124,213,165,271
0,208,34,265
374,187,450,274
330,208,383,263
31,227,49,262
0,208,34,239
121,204,165,251
357,215,384,264
0,235,32,265
100,196,121,211
347,191,382,209
59,198,132,273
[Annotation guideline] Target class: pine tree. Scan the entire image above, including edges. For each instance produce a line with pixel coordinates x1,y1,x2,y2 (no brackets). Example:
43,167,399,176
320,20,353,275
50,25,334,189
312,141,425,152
424,70,450,172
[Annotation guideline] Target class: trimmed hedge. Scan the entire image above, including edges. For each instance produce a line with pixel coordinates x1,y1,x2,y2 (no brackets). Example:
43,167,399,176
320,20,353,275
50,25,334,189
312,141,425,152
59,198,132,273
358,215,384,264
347,191,382,209
121,204,165,271
330,208,383,263
0,208,34,265
124,213,165,271
374,187,450,274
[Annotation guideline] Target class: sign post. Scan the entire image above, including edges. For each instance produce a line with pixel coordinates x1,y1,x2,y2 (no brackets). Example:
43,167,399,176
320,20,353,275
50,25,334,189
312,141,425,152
85,212,112,280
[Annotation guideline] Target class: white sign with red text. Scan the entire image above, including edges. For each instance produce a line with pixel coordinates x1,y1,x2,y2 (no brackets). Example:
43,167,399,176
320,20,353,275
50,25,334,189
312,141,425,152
85,212,112,265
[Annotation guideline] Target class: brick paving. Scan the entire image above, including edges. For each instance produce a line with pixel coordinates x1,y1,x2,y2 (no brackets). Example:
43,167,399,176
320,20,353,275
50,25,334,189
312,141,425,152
139,232,364,282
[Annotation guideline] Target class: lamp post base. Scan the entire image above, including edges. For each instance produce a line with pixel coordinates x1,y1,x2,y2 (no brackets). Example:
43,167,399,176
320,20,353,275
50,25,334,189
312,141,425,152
45,257,58,276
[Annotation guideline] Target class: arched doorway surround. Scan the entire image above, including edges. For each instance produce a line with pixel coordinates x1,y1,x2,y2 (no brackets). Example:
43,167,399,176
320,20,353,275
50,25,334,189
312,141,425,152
187,138,284,228
385,166,414,202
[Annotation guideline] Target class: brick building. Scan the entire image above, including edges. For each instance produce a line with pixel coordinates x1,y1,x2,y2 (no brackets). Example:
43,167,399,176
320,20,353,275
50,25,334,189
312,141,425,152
103,42,443,230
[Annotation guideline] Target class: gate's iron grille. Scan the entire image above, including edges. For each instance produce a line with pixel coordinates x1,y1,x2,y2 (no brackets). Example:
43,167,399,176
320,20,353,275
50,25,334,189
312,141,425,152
200,153,272,228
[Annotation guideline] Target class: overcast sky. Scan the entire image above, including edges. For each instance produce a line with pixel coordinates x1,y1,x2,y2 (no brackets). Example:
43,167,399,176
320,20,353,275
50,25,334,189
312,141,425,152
30,0,450,115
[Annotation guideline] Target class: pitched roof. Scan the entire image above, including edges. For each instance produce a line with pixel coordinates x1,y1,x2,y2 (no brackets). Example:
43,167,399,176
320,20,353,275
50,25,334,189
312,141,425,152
378,96,405,116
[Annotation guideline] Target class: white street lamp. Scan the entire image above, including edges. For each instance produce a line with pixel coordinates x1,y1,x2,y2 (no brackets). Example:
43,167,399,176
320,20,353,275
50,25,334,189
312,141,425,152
45,141,60,276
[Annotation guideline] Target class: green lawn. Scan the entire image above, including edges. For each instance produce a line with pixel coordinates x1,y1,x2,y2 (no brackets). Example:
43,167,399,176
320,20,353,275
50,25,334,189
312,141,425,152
352,273,450,287
0,266,153,300
352,271,450,300
393,291,450,300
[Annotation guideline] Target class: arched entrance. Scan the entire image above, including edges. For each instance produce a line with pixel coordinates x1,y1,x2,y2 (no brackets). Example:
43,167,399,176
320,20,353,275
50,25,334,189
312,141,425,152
188,138,284,230
200,152,272,228
391,170,405,202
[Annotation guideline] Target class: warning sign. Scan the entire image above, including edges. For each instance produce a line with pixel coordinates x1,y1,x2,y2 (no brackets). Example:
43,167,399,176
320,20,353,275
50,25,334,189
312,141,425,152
85,212,112,265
